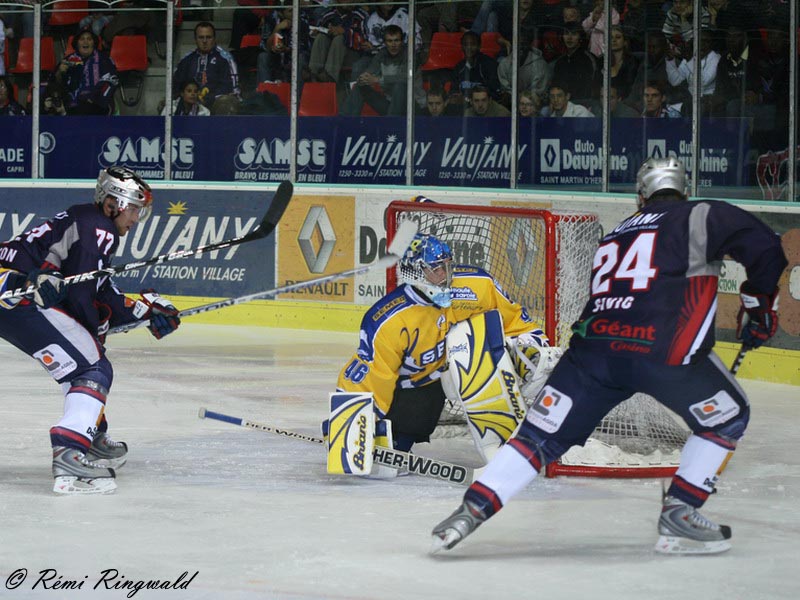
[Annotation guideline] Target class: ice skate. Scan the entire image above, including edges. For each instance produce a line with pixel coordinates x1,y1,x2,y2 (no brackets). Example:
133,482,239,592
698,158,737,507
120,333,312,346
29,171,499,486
52,446,117,495
654,495,731,555
430,501,487,554
85,431,128,469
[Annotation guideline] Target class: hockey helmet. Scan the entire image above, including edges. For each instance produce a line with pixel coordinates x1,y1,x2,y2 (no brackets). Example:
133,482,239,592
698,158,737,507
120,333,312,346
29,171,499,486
95,166,153,222
636,157,688,208
398,234,454,308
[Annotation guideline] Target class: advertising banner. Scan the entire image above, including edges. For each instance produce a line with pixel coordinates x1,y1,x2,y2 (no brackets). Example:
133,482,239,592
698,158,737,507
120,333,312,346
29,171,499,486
0,116,32,178
0,187,278,298
13,116,750,188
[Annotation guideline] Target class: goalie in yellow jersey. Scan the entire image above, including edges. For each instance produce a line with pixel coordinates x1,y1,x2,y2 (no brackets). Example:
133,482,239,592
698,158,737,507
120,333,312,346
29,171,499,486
325,233,563,477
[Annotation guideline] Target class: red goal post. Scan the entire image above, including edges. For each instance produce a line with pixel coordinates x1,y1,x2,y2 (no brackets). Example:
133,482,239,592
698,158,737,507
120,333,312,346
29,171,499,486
386,200,687,478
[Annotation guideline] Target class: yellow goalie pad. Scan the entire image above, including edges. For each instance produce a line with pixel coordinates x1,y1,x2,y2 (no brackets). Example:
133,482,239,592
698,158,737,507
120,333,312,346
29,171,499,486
445,310,526,463
326,392,375,475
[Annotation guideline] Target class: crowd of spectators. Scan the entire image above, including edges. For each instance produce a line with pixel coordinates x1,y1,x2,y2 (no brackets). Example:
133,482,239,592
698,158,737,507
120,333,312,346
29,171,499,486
0,0,795,122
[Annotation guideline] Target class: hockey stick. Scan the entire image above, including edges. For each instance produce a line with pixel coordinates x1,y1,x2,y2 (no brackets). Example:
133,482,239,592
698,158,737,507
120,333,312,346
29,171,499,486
0,180,294,303
198,407,474,485
729,344,749,376
108,219,419,335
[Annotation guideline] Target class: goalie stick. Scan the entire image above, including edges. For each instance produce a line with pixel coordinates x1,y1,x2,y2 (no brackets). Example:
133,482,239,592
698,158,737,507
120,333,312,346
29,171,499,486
0,180,294,303
108,219,419,335
198,407,474,485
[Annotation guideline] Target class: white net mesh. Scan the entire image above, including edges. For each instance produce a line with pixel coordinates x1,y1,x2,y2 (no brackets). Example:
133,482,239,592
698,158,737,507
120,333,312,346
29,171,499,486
389,202,689,474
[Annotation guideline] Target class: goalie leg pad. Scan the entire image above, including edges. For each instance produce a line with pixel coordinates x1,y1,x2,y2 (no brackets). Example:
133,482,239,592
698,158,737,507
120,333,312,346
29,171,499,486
326,392,375,475
446,310,527,464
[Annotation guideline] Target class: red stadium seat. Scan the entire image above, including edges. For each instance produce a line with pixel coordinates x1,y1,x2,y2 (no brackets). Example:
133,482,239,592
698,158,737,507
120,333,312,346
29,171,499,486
10,37,56,74
480,32,503,58
298,82,337,116
421,32,464,71
110,35,148,106
240,34,262,49
47,1,88,27
257,81,291,110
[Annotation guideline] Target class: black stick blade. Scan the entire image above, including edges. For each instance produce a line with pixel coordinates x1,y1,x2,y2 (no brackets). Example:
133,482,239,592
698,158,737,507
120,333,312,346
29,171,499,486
252,180,294,240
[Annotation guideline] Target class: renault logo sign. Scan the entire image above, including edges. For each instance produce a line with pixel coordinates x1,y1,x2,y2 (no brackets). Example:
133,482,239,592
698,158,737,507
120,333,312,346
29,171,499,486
299,206,337,273
540,139,560,172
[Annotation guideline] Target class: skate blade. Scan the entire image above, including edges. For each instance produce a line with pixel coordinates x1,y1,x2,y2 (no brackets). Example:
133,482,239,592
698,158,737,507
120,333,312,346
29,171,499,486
53,476,117,495
87,456,127,469
429,530,461,555
654,535,731,555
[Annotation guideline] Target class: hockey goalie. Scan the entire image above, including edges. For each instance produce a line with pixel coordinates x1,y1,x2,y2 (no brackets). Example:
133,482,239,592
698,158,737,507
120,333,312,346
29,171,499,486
324,233,562,477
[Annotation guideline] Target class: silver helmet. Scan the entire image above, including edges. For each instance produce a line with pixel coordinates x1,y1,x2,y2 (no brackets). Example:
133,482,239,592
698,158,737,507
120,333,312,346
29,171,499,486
636,157,688,208
397,234,454,308
95,166,153,222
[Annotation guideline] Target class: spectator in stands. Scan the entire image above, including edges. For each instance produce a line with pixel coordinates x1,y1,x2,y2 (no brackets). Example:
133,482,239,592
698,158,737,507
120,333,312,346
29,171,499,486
540,81,593,117
229,0,273,51
582,0,619,58
1,14,11,76
745,27,790,134
539,3,581,62
497,30,551,107
666,26,720,115
364,4,421,54
340,24,424,116
448,31,502,104
642,80,681,118
618,0,646,53
419,86,460,116
710,23,759,118
161,80,211,116
550,22,600,108
607,25,640,102
51,28,118,116
41,80,68,117
256,4,311,84
0,75,26,115
661,0,709,60
340,5,373,81
605,83,639,118
307,1,349,83
464,84,510,117
517,89,542,117
629,31,674,112
470,0,547,56
174,22,241,109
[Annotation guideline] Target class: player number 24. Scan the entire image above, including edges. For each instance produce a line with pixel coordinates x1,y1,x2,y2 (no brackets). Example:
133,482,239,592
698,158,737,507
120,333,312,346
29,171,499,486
591,232,658,294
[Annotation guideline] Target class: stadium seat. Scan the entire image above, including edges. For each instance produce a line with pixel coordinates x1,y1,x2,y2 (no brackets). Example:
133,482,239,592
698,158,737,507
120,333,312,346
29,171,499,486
480,32,503,58
421,32,463,71
240,34,262,50
10,37,57,74
257,81,290,110
110,35,148,107
47,1,88,27
298,82,337,116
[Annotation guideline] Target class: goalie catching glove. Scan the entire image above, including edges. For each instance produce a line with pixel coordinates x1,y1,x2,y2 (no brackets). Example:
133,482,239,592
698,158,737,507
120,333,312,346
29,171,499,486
132,289,181,339
509,331,563,398
736,281,779,349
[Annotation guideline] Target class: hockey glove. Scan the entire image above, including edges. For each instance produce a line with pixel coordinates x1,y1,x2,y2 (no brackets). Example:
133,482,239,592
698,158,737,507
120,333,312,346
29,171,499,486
95,301,112,344
736,282,779,349
133,290,181,339
26,267,67,309
510,331,562,398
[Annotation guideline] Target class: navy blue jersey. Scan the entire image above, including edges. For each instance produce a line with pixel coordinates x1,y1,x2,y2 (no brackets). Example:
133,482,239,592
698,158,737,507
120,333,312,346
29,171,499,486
571,198,787,365
0,203,138,334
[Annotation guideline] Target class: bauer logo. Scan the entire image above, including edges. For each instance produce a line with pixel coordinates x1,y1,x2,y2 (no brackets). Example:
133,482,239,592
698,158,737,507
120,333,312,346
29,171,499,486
527,385,572,433
33,345,78,380
540,139,561,173
689,392,740,428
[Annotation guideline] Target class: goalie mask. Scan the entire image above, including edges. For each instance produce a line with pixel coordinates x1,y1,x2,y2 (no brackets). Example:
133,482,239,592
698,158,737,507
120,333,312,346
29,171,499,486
636,157,688,209
95,166,153,223
398,234,454,308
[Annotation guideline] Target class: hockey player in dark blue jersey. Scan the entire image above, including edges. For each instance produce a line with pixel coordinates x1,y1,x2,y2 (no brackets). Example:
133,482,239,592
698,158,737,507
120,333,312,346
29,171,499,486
431,157,788,555
0,166,181,495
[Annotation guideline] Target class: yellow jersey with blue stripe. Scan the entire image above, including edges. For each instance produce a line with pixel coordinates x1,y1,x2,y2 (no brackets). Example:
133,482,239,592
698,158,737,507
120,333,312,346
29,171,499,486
337,266,544,415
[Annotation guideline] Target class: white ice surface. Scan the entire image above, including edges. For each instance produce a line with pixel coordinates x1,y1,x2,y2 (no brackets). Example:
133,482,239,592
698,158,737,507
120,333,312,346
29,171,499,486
1,324,798,600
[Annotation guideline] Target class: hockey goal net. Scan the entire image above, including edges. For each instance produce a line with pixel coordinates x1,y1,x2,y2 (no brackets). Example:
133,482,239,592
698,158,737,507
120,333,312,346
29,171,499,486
386,201,688,478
